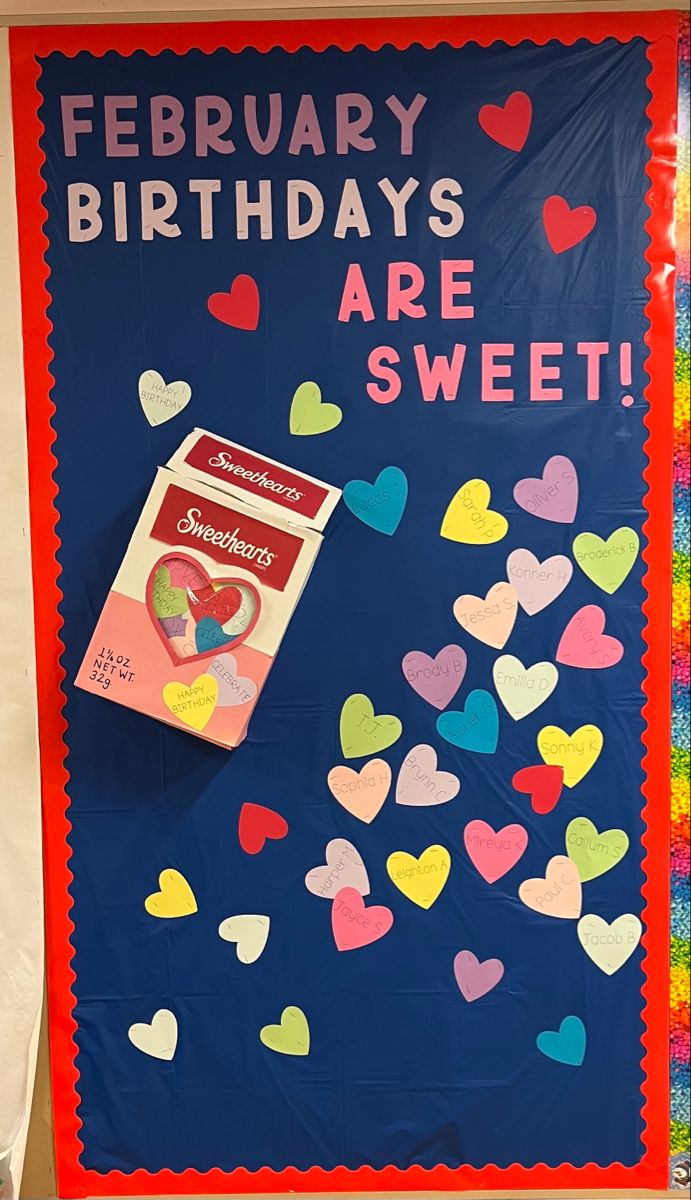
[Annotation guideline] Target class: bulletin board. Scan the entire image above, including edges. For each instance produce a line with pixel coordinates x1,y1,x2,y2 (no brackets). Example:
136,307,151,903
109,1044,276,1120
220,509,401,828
10,11,678,1197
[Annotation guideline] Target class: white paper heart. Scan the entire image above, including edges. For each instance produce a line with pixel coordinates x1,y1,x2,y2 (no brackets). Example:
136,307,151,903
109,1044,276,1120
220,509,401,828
493,655,558,720
304,838,370,899
208,654,258,708
218,914,270,963
577,913,642,975
128,1009,178,1060
506,548,573,615
138,369,191,427
396,744,460,807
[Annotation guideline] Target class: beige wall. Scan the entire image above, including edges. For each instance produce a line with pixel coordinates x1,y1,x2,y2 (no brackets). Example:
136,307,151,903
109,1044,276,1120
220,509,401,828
7,1,682,1196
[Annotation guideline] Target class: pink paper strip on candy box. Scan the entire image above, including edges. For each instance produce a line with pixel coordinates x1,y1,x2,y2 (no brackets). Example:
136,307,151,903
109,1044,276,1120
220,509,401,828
75,434,340,748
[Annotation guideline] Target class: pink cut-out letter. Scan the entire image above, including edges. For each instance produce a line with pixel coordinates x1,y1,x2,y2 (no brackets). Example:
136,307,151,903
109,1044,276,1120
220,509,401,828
482,344,515,401
414,344,466,402
387,262,426,320
338,264,375,322
576,342,609,401
367,346,401,403
530,342,564,401
441,260,474,319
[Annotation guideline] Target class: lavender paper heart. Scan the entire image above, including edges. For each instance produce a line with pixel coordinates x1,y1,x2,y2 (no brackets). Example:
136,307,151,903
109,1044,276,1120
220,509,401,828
507,548,573,614
513,455,578,524
305,839,370,899
454,950,504,1002
401,645,467,710
396,744,460,807
208,653,257,708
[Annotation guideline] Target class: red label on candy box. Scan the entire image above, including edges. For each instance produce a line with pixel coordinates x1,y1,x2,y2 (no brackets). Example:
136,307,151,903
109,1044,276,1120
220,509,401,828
75,436,340,748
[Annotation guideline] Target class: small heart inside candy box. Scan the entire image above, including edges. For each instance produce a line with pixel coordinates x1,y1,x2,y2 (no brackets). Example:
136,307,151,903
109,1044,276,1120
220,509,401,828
147,553,261,665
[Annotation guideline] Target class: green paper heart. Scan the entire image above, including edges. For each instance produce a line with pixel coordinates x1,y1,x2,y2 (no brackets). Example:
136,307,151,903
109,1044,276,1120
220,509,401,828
565,817,629,882
289,381,342,436
340,693,403,759
260,1006,310,1056
572,528,639,594
152,566,188,618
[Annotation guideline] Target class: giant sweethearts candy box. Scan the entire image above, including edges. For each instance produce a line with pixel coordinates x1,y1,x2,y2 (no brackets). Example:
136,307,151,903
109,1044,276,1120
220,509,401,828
75,430,341,747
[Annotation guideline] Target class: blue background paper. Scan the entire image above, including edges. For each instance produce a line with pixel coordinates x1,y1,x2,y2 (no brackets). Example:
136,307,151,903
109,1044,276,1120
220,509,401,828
39,37,650,1174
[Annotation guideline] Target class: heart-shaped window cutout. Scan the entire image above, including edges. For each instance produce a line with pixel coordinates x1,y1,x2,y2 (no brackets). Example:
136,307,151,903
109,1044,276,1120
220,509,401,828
147,552,261,665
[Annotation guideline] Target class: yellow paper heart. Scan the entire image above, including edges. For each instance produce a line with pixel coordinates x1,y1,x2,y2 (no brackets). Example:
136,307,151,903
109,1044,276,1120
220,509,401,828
441,479,508,545
145,869,198,919
162,674,218,731
537,724,603,789
386,845,451,909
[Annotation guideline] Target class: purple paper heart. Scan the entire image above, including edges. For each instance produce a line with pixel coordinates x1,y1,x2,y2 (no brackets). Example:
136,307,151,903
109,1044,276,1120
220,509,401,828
401,645,467,710
454,950,505,1002
159,614,187,638
305,839,370,900
513,455,578,524
207,653,257,708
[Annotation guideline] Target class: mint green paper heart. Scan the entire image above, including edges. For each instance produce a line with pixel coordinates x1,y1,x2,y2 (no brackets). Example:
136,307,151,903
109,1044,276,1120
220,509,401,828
340,693,403,759
260,1006,310,1056
151,566,188,618
565,817,629,882
289,381,342,436
572,528,639,594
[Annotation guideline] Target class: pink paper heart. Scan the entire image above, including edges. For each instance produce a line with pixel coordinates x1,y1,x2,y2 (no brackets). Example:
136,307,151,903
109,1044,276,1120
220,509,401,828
331,887,394,951
304,839,370,900
518,855,582,919
556,605,624,669
543,195,597,254
464,819,528,884
506,548,573,615
478,91,532,152
401,645,467,710
513,455,578,525
454,950,505,1001
395,744,460,807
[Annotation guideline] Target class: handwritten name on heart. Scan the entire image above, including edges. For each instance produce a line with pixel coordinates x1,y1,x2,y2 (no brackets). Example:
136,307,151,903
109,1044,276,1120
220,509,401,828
572,528,640,594
340,694,402,758
207,273,260,330
557,605,624,669
138,370,191,427
464,819,528,883
538,724,603,789
401,645,467,710
441,479,508,545
396,744,460,808
453,582,518,649
436,690,499,755
305,839,370,899
208,654,257,707
238,803,288,854
162,674,218,732
512,764,564,815
518,855,582,919
128,1009,178,1061
387,845,450,909
543,196,597,254
289,380,343,436
507,549,573,614
493,655,558,721
327,759,391,823
260,1007,309,1056
343,466,408,535
513,455,578,524
537,1016,586,1066
144,869,198,919
218,915,270,964
478,91,532,152
454,950,505,1001
577,914,642,975
565,817,629,882
332,887,394,952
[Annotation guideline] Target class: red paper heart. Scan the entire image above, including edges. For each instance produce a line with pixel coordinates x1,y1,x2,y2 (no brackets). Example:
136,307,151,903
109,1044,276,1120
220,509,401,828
189,584,242,627
238,802,288,855
207,274,260,330
478,91,532,152
512,764,564,815
543,195,597,254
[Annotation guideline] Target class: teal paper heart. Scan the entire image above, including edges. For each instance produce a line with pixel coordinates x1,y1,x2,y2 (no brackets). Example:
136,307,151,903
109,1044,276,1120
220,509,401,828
536,1016,586,1066
343,467,408,536
436,690,499,754
195,617,233,655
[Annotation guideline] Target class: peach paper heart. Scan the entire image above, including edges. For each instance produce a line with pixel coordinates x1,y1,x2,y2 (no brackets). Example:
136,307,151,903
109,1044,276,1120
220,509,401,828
327,759,392,823
518,854,582,920
453,582,518,649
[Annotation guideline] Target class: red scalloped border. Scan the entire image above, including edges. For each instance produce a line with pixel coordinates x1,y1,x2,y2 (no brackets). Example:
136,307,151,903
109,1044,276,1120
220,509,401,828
8,12,677,1198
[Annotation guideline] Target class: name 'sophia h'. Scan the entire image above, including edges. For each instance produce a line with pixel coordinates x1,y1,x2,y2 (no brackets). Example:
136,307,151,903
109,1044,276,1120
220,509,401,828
177,507,276,566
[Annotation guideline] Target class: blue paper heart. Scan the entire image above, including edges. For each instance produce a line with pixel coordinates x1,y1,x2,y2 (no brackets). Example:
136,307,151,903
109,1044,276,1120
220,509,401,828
343,467,408,536
536,1016,586,1067
436,690,499,754
195,617,233,655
